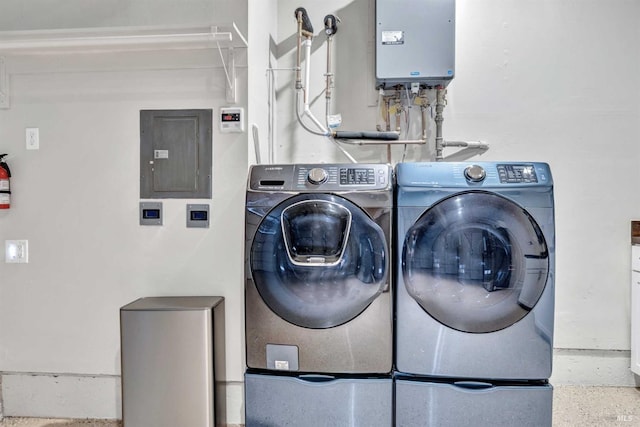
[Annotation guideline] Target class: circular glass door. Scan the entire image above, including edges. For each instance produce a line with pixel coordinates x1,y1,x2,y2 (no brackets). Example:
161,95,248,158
402,191,549,333
251,193,388,329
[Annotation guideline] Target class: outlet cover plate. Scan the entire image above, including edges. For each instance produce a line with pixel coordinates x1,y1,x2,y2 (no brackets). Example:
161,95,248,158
26,128,39,150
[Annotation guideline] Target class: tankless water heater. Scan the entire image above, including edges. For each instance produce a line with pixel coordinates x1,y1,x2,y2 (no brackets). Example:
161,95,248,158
376,0,455,88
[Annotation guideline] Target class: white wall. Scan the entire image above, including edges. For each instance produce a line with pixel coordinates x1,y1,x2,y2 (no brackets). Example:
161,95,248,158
0,0,251,423
0,0,639,421
248,0,278,165
273,0,640,385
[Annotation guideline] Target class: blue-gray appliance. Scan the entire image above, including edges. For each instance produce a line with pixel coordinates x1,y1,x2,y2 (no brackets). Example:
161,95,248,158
394,377,552,427
394,162,554,426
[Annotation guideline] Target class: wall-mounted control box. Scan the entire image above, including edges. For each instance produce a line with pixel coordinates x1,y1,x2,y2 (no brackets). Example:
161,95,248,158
187,204,210,228
376,0,455,88
140,202,163,226
219,107,244,133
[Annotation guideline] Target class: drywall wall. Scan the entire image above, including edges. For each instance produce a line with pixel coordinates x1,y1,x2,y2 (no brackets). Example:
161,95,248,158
1,0,639,421
0,0,216,30
273,0,640,384
0,0,251,423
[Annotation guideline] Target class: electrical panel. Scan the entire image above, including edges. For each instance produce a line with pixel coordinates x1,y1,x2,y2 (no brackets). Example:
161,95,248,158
140,109,212,199
376,0,455,89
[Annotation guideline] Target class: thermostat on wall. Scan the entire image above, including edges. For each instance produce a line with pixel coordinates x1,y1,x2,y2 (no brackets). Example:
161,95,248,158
220,107,244,133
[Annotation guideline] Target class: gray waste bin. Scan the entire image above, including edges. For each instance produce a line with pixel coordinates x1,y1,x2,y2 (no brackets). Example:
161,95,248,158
120,297,225,427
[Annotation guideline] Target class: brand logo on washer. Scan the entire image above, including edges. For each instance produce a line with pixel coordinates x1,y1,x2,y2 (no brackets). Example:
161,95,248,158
265,167,283,171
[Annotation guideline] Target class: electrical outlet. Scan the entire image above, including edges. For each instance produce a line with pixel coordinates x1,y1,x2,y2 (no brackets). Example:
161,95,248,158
26,127,39,150
5,240,28,263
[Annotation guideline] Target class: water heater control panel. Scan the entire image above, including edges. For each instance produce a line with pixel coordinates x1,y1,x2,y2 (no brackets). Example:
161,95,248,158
219,107,244,133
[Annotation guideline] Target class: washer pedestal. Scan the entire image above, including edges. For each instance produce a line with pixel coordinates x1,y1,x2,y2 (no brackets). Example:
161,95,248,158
245,372,392,426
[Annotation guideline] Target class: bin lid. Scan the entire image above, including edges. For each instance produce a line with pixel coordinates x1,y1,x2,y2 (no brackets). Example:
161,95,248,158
121,296,224,311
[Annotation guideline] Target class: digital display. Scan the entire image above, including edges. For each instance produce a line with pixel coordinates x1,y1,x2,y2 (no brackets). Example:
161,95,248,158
143,209,160,219
190,211,208,221
497,164,538,183
221,113,241,122
340,168,375,185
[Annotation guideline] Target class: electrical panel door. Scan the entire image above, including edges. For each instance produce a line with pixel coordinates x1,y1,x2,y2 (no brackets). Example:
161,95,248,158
140,109,212,199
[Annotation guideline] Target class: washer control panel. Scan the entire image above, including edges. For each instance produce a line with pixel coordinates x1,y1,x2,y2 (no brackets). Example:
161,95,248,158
307,167,329,185
296,165,387,189
340,167,377,185
249,164,392,191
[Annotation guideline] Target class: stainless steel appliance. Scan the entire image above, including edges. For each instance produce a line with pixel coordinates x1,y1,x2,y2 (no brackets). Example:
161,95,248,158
120,297,225,427
244,163,394,426
245,163,393,374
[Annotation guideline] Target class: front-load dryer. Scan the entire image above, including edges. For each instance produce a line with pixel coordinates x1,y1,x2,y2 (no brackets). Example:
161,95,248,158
245,163,393,374
395,162,554,380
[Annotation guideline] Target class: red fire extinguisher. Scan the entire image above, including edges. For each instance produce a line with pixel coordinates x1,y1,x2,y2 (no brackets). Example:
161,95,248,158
0,154,11,209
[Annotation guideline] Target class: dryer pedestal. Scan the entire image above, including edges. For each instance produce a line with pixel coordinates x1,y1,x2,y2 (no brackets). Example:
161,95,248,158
395,377,552,427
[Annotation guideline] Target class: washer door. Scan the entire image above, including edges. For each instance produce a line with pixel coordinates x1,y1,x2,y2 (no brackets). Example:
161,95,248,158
251,193,388,329
402,191,549,333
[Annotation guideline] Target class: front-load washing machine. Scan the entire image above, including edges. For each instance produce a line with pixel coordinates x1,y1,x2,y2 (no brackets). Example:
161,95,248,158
245,163,393,374
395,162,555,380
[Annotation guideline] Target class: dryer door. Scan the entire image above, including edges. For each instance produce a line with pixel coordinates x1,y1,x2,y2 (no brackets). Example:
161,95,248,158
251,193,388,329
402,191,548,333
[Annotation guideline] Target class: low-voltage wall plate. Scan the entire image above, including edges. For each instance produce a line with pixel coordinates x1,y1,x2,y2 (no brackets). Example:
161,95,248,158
140,201,163,226
187,204,210,228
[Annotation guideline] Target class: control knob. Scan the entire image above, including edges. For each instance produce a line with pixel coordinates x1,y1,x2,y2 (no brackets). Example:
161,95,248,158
464,165,486,182
307,168,328,185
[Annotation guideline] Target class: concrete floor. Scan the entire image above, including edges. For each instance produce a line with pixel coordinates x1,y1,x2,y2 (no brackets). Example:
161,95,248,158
0,386,638,426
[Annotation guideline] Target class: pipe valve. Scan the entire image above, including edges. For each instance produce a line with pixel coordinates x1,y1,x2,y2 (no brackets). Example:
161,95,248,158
324,15,340,36
294,7,314,37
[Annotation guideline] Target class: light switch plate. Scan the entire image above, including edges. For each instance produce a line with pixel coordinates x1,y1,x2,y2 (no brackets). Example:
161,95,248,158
6,240,28,263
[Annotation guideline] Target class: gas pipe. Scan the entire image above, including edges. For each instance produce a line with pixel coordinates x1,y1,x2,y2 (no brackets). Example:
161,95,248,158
0,154,11,209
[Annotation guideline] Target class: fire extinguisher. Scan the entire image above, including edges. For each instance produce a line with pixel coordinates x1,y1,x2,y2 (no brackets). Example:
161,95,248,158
0,154,11,209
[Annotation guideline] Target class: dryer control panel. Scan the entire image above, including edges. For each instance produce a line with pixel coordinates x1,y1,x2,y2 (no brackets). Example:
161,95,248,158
497,164,538,183
249,164,392,191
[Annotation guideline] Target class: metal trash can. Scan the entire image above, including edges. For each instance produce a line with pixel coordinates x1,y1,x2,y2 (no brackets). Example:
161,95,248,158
120,297,225,427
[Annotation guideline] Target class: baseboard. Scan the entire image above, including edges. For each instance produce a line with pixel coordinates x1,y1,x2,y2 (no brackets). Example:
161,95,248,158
1,372,120,419
551,348,638,386
0,372,245,424
1,351,636,423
